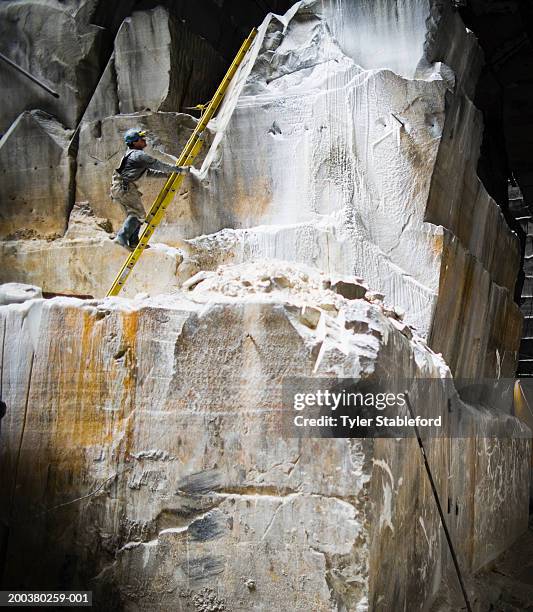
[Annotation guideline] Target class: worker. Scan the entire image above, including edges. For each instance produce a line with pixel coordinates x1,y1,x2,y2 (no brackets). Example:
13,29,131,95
110,128,190,250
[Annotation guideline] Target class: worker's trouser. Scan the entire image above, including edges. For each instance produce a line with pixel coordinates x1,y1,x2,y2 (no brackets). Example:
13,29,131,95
110,171,146,245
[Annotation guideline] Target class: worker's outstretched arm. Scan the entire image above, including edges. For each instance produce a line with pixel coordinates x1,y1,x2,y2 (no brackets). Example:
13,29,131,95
136,151,189,177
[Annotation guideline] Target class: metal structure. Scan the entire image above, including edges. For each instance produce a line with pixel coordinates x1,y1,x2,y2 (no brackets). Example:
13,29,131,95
107,28,257,297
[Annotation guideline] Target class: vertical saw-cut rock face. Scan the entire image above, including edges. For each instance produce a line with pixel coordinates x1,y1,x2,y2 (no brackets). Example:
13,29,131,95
82,52,120,124
0,263,529,609
0,0,103,133
426,92,520,293
170,1,521,378
115,7,177,114
82,6,226,122
309,0,433,78
185,8,449,336
114,7,226,115
0,110,74,239
314,0,482,96
430,233,523,380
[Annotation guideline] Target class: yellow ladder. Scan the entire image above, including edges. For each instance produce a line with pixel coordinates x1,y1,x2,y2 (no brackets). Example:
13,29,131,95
107,28,257,297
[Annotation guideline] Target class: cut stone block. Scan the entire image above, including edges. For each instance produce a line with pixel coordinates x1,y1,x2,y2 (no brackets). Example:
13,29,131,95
81,6,226,123
0,261,528,609
0,234,184,299
115,7,226,115
0,0,103,133
0,110,74,239
0,283,42,306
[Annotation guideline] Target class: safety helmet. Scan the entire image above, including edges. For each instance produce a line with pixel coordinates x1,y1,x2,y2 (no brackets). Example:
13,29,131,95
124,128,147,145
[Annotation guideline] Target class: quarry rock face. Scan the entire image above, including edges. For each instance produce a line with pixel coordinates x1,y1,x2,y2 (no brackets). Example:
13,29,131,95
0,202,185,298
2,0,522,380
115,6,183,115
0,235,184,299
0,0,531,610
114,7,226,115
0,263,529,610
74,5,224,235
179,0,522,379
0,110,74,239
0,282,42,305
83,6,226,123
0,0,103,134
0,3,226,238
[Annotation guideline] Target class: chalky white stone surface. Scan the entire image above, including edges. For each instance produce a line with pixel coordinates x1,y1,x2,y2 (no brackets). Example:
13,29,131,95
0,2,530,609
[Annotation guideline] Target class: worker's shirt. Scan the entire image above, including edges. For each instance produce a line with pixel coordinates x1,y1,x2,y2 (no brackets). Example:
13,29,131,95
115,149,180,183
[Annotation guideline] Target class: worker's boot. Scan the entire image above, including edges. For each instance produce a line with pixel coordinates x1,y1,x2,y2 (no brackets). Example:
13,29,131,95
128,218,151,249
128,218,142,249
113,215,138,251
